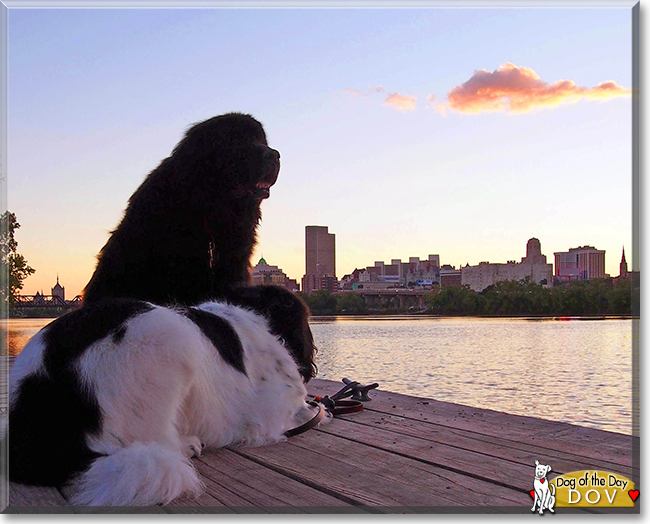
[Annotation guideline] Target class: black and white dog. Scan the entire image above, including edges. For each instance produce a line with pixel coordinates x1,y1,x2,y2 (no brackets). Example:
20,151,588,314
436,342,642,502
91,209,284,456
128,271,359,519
8,287,321,506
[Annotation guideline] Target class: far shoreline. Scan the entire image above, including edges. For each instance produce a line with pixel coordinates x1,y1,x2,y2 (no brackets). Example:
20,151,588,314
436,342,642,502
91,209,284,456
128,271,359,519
310,313,636,321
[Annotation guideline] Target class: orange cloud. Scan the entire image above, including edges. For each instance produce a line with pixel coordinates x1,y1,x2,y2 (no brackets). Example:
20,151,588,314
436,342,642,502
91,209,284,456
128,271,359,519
383,92,417,112
584,81,632,100
447,63,630,114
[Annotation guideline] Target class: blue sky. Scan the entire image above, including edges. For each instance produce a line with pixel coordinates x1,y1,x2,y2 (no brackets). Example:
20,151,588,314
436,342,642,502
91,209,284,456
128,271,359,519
7,4,635,297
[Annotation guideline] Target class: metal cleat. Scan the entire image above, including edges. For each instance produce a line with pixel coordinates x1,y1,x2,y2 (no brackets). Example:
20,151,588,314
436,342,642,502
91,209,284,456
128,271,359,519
342,378,379,401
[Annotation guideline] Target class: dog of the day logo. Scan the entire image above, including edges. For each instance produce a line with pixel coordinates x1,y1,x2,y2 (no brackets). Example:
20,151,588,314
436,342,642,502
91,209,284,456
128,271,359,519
551,470,637,508
529,461,637,512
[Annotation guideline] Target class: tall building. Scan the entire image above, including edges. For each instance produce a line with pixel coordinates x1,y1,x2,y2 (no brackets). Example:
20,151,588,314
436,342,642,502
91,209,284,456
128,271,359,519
302,226,338,294
462,238,553,291
554,245,605,281
305,226,336,276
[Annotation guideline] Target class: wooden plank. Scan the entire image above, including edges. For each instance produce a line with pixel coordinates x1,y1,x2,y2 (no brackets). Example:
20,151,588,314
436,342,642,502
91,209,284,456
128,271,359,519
6,483,171,513
190,448,353,508
8,483,68,506
312,414,541,491
68,506,170,514
168,459,253,508
234,430,529,508
308,379,636,467
326,409,637,479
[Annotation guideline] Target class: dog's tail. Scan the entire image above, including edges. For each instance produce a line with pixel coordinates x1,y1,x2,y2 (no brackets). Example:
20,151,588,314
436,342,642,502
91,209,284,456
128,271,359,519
68,442,203,506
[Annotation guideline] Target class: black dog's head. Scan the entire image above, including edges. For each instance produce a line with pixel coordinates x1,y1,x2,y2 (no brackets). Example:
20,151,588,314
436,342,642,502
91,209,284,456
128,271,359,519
223,285,317,382
172,113,280,203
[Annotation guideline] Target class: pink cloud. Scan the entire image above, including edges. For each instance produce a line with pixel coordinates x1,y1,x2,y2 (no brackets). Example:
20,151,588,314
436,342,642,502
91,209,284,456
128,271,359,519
447,63,631,114
383,92,417,112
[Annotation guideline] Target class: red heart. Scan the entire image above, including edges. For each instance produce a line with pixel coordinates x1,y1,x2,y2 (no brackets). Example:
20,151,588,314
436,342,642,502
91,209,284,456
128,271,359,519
529,490,535,499
540,479,545,483
629,490,639,502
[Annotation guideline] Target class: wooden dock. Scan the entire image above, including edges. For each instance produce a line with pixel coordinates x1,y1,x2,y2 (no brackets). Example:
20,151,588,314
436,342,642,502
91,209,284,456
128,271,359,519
2,372,639,514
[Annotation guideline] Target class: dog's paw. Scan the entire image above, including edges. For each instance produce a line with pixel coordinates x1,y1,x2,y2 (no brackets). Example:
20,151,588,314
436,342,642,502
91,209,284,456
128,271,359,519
182,436,205,458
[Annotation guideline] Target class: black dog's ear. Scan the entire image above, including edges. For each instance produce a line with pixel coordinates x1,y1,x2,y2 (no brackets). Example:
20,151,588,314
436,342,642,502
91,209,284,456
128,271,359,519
270,294,299,310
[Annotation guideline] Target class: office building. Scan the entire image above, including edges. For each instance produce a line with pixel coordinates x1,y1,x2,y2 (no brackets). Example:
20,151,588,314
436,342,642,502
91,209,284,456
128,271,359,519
554,245,605,281
302,226,338,294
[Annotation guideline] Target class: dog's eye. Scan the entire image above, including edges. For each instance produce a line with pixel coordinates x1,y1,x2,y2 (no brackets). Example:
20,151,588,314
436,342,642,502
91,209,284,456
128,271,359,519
279,337,287,346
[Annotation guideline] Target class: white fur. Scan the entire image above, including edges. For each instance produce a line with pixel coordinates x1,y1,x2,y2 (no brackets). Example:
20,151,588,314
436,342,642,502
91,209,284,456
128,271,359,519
68,443,203,506
13,301,320,506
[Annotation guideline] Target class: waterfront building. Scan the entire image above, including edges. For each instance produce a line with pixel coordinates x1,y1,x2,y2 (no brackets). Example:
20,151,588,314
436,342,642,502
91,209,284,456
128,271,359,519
343,254,441,289
302,273,339,294
251,257,300,292
302,225,338,294
440,264,462,287
461,238,553,292
554,245,605,281
403,255,440,287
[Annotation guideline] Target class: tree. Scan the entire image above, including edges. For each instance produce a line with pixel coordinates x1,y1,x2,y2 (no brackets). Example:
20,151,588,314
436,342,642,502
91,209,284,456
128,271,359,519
609,278,632,315
336,292,365,314
1,211,35,305
425,285,482,315
302,290,337,315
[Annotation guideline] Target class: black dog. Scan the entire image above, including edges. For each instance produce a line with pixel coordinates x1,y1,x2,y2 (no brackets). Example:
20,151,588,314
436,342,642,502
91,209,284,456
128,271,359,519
83,113,280,306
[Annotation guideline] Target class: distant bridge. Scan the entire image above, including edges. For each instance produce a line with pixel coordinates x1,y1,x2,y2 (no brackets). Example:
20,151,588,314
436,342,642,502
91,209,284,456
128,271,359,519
13,294,83,309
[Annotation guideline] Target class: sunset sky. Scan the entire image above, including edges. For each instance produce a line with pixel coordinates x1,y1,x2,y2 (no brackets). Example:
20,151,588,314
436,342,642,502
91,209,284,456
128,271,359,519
7,2,636,298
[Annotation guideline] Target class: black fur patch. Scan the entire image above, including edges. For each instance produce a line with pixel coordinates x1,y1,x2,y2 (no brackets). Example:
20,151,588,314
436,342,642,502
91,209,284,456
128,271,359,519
40,299,154,372
112,325,128,344
9,299,154,486
184,308,246,375
221,285,316,381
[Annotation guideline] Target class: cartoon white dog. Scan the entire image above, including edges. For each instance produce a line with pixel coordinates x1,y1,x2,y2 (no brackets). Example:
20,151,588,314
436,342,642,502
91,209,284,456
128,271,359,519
531,460,556,514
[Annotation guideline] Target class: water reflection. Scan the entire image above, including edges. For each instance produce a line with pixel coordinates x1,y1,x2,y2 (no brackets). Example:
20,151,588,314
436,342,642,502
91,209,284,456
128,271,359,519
2,318,54,356
311,317,633,435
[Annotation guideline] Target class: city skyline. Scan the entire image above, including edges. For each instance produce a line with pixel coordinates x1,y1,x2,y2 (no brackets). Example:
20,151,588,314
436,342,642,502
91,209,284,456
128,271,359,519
24,235,629,299
8,5,635,298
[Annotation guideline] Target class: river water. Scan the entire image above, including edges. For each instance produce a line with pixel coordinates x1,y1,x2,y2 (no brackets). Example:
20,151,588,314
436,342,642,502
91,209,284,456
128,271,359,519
2,316,635,435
